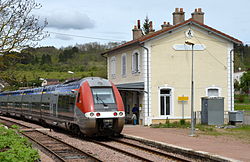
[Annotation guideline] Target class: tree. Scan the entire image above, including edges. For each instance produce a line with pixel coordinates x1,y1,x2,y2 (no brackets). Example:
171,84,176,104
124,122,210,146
240,71,250,94
0,0,48,54
41,54,51,65
142,16,150,35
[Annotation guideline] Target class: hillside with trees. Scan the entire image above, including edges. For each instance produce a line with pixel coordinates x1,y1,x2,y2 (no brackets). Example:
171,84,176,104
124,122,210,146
1,41,250,91
0,42,122,90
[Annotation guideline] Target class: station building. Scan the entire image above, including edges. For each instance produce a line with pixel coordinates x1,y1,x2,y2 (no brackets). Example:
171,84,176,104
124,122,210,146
102,8,242,125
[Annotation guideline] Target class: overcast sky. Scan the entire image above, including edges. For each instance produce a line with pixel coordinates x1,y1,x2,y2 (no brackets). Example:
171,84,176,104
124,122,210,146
35,0,250,48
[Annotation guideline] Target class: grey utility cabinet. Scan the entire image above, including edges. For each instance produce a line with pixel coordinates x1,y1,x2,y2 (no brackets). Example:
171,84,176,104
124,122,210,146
229,111,243,124
201,97,224,125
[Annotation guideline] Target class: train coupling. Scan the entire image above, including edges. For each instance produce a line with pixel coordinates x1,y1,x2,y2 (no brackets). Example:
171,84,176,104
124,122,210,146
103,119,113,128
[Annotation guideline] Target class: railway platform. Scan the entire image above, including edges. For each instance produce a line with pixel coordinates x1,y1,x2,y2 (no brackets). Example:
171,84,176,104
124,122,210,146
122,125,250,161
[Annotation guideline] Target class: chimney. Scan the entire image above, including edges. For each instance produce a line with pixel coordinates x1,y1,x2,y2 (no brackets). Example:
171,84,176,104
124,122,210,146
172,8,185,25
161,22,172,29
191,8,204,24
137,20,141,29
149,21,155,33
132,20,143,40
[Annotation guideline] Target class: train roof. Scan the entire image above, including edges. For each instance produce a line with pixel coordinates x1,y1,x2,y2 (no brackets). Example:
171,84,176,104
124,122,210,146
0,77,110,96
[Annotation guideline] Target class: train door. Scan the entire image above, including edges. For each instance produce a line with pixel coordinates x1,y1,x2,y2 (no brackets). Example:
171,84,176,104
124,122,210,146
50,94,58,117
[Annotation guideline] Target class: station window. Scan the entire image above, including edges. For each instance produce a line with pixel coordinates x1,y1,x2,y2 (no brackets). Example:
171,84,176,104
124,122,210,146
160,89,171,116
207,88,219,97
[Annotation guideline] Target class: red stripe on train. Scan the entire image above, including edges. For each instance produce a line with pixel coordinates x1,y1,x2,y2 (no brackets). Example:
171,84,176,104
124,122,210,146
76,81,94,113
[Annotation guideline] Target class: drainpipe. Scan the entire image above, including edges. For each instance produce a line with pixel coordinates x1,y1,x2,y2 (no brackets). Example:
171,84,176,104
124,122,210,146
230,49,233,112
139,44,150,119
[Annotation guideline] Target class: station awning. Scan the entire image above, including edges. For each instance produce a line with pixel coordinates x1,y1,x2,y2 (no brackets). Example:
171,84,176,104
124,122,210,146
116,82,145,92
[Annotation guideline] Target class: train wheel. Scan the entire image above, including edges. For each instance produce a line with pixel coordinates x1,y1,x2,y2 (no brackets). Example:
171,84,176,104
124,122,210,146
71,124,81,136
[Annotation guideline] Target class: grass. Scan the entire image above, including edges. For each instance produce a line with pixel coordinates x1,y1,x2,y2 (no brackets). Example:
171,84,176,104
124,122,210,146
196,124,250,141
195,124,223,136
234,94,250,111
221,125,250,143
151,121,250,142
235,104,250,111
234,94,250,104
0,124,39,161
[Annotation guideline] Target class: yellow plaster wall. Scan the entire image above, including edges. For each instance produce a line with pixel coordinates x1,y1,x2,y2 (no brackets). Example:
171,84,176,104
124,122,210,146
150,26,230,119
108,47,143,84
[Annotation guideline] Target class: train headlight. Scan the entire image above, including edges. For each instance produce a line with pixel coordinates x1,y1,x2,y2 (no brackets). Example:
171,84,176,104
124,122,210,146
90,112,94,117
119,112,123,116
96,112,100,117
113,112,117,116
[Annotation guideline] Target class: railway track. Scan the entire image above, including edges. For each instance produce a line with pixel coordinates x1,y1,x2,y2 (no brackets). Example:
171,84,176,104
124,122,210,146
89,137,191,162
1,116,225,161
112,138,191,161
0,116,101,162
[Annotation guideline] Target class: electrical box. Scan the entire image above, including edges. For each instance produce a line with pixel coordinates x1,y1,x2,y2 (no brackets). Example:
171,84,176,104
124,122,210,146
201,97,224,125
229,111,243,123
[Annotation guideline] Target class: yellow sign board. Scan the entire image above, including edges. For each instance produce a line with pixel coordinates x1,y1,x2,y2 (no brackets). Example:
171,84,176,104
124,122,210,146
178,96,189,101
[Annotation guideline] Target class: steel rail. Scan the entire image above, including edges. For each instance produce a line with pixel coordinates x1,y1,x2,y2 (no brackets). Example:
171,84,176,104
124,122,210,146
112,138,191,162
0,116,101,162
90,139,153,162
21,132,68,162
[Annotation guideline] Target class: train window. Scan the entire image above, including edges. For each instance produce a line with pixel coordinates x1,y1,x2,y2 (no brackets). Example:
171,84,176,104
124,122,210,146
77,93,81,103
92,88,115,104
58,95,75,110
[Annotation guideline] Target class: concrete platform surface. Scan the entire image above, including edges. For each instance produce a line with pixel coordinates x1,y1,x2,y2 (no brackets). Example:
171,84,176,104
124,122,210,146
122,125,250,161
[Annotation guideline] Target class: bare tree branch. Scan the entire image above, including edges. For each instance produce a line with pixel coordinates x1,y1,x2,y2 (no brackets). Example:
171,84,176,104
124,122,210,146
0,0,48,54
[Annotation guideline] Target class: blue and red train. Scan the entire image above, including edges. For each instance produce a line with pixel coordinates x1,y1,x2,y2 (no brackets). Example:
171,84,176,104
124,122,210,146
0,77,125,136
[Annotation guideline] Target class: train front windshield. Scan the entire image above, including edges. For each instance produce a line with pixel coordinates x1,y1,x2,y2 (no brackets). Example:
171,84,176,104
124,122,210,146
92,88,115,104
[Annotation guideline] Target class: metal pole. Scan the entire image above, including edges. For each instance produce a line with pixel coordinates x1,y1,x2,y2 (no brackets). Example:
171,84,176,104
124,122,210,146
190,44,195,136
182,95,184,119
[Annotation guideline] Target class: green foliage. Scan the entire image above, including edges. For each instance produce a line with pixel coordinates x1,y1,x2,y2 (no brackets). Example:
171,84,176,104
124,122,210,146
143,16,150,35
234,104,250,111
234,80,240,92
235,94,250,103
0,126,39,161
232,125,250,131
180,119,186,125
40,54,52,65
11,125,20,130
151,120,190,128
240,71,250,93
195,124,223,136
0,42,111,89
224,125,250,142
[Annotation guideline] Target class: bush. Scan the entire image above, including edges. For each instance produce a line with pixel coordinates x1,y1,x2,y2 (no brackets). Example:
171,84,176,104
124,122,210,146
0,125,39,161
180,119,186,125
238,95,245,103
151,120,190,128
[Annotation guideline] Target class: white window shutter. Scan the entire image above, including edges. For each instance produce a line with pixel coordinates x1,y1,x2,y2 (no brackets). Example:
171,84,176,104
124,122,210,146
137,53,140,73
132,52,140,74
111,56,116,76
132,53,135,73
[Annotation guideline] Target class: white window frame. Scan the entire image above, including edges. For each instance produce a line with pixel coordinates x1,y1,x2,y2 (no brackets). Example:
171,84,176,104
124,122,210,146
158,86,174,118
121,53,127,77
110,56,116,78
206,86,221,97
132,50,140,74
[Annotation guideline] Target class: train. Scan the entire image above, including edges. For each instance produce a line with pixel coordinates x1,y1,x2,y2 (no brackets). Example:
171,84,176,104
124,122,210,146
0,77,125,136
